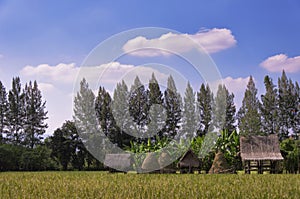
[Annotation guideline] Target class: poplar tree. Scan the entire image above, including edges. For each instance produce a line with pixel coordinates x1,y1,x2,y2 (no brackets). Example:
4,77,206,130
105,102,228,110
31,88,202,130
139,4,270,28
73,78,100,149
128,76,149,139
7,77,25,144
112,80,133,146
95,86,119,144
163,75,182,139
147,73,165,140
197,83,213,136
212,84,236,133
23,81,48,148
181,82,197,139
260,76,279,135
278,71,299,139
237,76,262,136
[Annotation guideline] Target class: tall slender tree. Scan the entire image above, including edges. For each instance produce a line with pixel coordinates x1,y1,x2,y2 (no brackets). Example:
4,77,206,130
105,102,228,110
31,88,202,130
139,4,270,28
277,70,299,139
7,77,25,144
147,73,165,140
278,71,290,139
197,83,213,136
23,81,48,148
0,81,8,143
73,78,101,149
260,76,279,135
128,76,149,139
181,82,197,139
112,80,133,146
95,86,119,144
163,75,182,139
212,84,236,133
237,76,262,136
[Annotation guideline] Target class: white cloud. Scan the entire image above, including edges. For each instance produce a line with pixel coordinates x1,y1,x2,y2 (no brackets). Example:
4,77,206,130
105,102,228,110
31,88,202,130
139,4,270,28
221,76,251,94
20,63,78,84
211,76,252,109
19,62,169,135
260,54,300,73
122,28,236,57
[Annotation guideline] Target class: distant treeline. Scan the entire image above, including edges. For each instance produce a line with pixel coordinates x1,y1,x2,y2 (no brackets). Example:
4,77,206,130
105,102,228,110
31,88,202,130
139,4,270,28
0,70,299,171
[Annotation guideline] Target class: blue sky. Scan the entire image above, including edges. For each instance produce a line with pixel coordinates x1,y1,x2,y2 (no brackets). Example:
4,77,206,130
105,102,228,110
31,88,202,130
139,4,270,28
0,0,299,134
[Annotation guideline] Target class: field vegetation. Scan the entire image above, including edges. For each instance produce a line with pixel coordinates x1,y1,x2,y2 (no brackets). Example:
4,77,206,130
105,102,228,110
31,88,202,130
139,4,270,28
1,172,300,199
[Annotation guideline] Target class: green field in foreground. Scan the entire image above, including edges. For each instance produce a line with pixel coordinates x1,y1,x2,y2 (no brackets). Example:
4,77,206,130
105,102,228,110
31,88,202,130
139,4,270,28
1,172,300,199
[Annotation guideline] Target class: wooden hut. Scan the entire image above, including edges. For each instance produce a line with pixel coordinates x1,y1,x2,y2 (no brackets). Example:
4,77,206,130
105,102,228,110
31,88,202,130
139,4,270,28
177,150,201,173
104,154,133,172
240,135,284,174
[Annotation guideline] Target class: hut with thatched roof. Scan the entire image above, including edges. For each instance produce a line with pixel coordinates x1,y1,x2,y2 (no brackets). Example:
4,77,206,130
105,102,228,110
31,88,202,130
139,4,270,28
177,150,201,173
104,154,133,172
240,134,284,174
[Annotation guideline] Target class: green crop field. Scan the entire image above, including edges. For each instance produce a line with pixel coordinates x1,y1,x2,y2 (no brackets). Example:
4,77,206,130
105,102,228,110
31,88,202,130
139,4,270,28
1,172,299,199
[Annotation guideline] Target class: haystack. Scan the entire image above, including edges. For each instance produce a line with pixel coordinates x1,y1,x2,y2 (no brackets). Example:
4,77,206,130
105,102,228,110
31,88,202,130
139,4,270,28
104,154,133,172
141,153,160,172
158,152,176,173
209,152,232,174
158,152,172,168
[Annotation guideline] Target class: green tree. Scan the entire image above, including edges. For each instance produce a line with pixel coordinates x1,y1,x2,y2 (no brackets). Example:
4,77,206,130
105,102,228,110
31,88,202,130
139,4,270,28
23,81,48,148
147,73,165,140
237,76,262,136
48,121,80,170
95,86,119,144
128,76,149,139
112,80,134,147
7,77,25,144
197,83,213,136
260,76,279,135
278,71,298,139
0,81,8,143
73,78,100,143
212,84,236,133
163,75,182,139
181,82,197,139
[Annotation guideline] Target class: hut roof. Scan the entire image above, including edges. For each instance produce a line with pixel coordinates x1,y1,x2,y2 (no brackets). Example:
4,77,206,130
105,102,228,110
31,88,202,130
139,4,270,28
104,154,132,170
240,134,284,161
177,149,200,168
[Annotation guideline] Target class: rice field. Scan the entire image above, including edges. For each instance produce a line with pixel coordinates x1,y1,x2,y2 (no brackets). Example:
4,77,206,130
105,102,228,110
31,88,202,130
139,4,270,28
1,172,299,199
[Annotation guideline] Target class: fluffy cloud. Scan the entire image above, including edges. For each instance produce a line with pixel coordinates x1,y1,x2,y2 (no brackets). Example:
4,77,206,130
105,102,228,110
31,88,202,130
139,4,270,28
211,76,252,109
20,63,78,84
221,76,251,94
211,76,251,94
19,62,170,135
260,54,300,73
122,28,236,57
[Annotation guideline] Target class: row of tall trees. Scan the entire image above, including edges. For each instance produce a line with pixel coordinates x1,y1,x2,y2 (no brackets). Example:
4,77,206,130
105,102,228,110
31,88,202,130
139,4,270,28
74,70,299,150
0,77,48,148
74,73,237,149
238,71,299,139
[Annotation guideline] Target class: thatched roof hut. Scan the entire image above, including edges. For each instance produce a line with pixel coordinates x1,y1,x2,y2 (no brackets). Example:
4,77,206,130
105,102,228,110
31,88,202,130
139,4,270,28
104,154,133,171
240,134,284,161
177,150,200,173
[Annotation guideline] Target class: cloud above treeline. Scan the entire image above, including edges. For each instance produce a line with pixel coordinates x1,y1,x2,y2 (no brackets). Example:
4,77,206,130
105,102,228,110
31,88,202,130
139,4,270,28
122,28,237,57
260,54,300,73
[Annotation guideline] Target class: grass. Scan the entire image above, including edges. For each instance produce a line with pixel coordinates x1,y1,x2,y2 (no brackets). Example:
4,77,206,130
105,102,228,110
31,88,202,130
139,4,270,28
1,172,300,199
